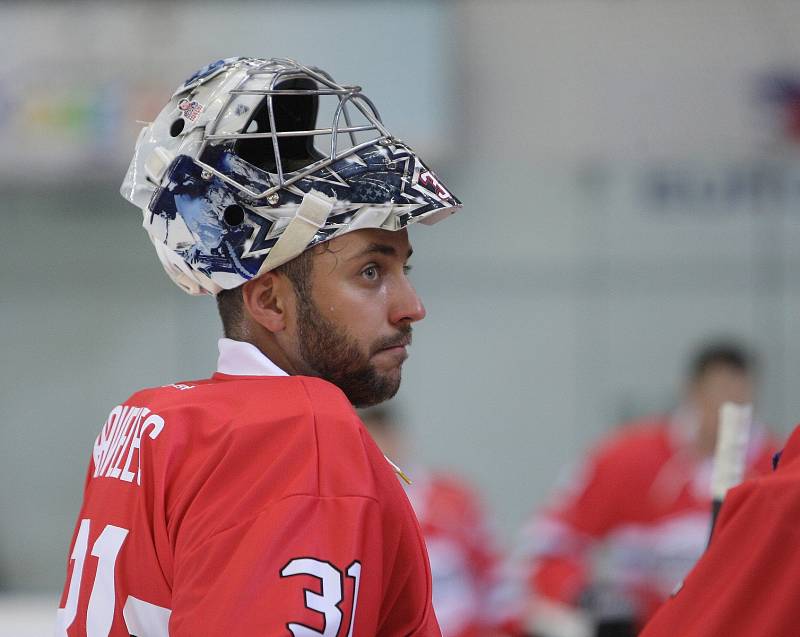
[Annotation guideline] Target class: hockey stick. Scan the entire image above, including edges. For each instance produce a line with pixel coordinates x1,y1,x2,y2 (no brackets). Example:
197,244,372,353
708,402,752,546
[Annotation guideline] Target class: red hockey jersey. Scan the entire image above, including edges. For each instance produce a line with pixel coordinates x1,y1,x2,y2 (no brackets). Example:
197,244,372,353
504,413,776,633
55,339,440,636
640,424,800,637
406,472,501,637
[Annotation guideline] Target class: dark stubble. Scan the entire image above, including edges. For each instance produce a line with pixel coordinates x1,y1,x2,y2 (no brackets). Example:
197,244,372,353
295,292,411,407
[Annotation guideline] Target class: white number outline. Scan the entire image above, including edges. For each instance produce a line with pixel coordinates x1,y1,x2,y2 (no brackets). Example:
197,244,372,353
280,558,363,637
56,520,128,637
344,562,361,637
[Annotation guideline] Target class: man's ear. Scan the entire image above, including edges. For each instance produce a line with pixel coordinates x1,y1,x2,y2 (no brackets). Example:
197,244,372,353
241,272,293,334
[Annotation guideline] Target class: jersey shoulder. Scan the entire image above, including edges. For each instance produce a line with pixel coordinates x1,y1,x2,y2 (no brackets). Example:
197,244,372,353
107,375,391,542
295,376,392,499
90,375,326,493
97,375,374,504
603,415,671,450
426,473,483,512
134,374,381,499
587,415,673,475
126,374,356,441
418,472,487,532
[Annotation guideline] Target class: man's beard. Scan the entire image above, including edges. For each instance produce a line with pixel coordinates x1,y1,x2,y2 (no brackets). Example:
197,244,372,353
295,294,410,407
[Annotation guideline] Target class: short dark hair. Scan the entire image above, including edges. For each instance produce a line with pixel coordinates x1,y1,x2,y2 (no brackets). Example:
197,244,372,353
688,340,756,381
215,249,314,339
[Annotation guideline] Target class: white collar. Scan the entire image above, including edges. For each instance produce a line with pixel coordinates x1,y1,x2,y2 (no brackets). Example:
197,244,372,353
216,338,289,377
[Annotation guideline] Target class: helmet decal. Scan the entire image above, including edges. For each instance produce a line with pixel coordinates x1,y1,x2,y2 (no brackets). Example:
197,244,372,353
180,57,243,91
122,57,461,295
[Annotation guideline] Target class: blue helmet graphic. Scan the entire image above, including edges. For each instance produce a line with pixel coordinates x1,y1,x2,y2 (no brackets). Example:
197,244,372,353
121,57,461,295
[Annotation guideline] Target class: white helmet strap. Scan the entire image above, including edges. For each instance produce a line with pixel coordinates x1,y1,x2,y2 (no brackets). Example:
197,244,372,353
257,189,335,274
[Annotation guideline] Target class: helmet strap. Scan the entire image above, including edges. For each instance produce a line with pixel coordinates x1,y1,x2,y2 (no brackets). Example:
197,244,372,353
257,189,335,274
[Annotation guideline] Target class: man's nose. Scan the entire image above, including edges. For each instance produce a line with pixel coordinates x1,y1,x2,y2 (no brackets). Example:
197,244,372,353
390,278,426,325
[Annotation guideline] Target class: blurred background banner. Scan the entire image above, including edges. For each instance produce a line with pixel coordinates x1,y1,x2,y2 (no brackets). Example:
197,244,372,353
4,0,800,631
0,1,453,182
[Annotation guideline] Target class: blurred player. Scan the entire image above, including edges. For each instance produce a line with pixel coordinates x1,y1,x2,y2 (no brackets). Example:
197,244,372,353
503,341,777,637
640,408,800,630
361,407,504,637
55,57,461,636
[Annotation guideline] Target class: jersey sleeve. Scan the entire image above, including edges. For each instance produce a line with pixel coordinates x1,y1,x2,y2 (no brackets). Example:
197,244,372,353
170,494,382,635
640,472,800,636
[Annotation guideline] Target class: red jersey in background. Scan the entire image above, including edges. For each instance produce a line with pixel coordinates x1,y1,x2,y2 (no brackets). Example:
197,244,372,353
641,423,800,637
502,412,777,635
407,472,502,637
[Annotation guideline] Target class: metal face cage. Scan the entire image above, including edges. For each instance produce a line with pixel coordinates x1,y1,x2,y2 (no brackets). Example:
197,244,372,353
192,58,394,202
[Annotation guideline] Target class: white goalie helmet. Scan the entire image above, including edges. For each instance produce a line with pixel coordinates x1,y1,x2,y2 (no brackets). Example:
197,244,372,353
121,57,461,295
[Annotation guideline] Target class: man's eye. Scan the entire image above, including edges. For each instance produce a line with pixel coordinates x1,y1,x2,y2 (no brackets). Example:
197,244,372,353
362,265,379,281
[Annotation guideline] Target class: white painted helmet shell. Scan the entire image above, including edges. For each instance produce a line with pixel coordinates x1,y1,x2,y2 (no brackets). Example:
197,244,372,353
121,57,461,295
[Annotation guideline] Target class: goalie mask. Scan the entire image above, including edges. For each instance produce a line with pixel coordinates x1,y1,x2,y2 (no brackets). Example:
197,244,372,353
121,57,461,295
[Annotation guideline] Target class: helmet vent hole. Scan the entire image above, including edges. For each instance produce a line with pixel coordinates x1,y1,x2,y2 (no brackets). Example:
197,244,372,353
170,119,186,137
223,204,245,226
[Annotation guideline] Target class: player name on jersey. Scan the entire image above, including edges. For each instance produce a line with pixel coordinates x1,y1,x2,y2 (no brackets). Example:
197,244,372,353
92,405,164,484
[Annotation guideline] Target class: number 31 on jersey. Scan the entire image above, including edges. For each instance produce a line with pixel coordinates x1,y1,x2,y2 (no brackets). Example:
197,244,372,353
57,519,362,637
281,557,362,637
